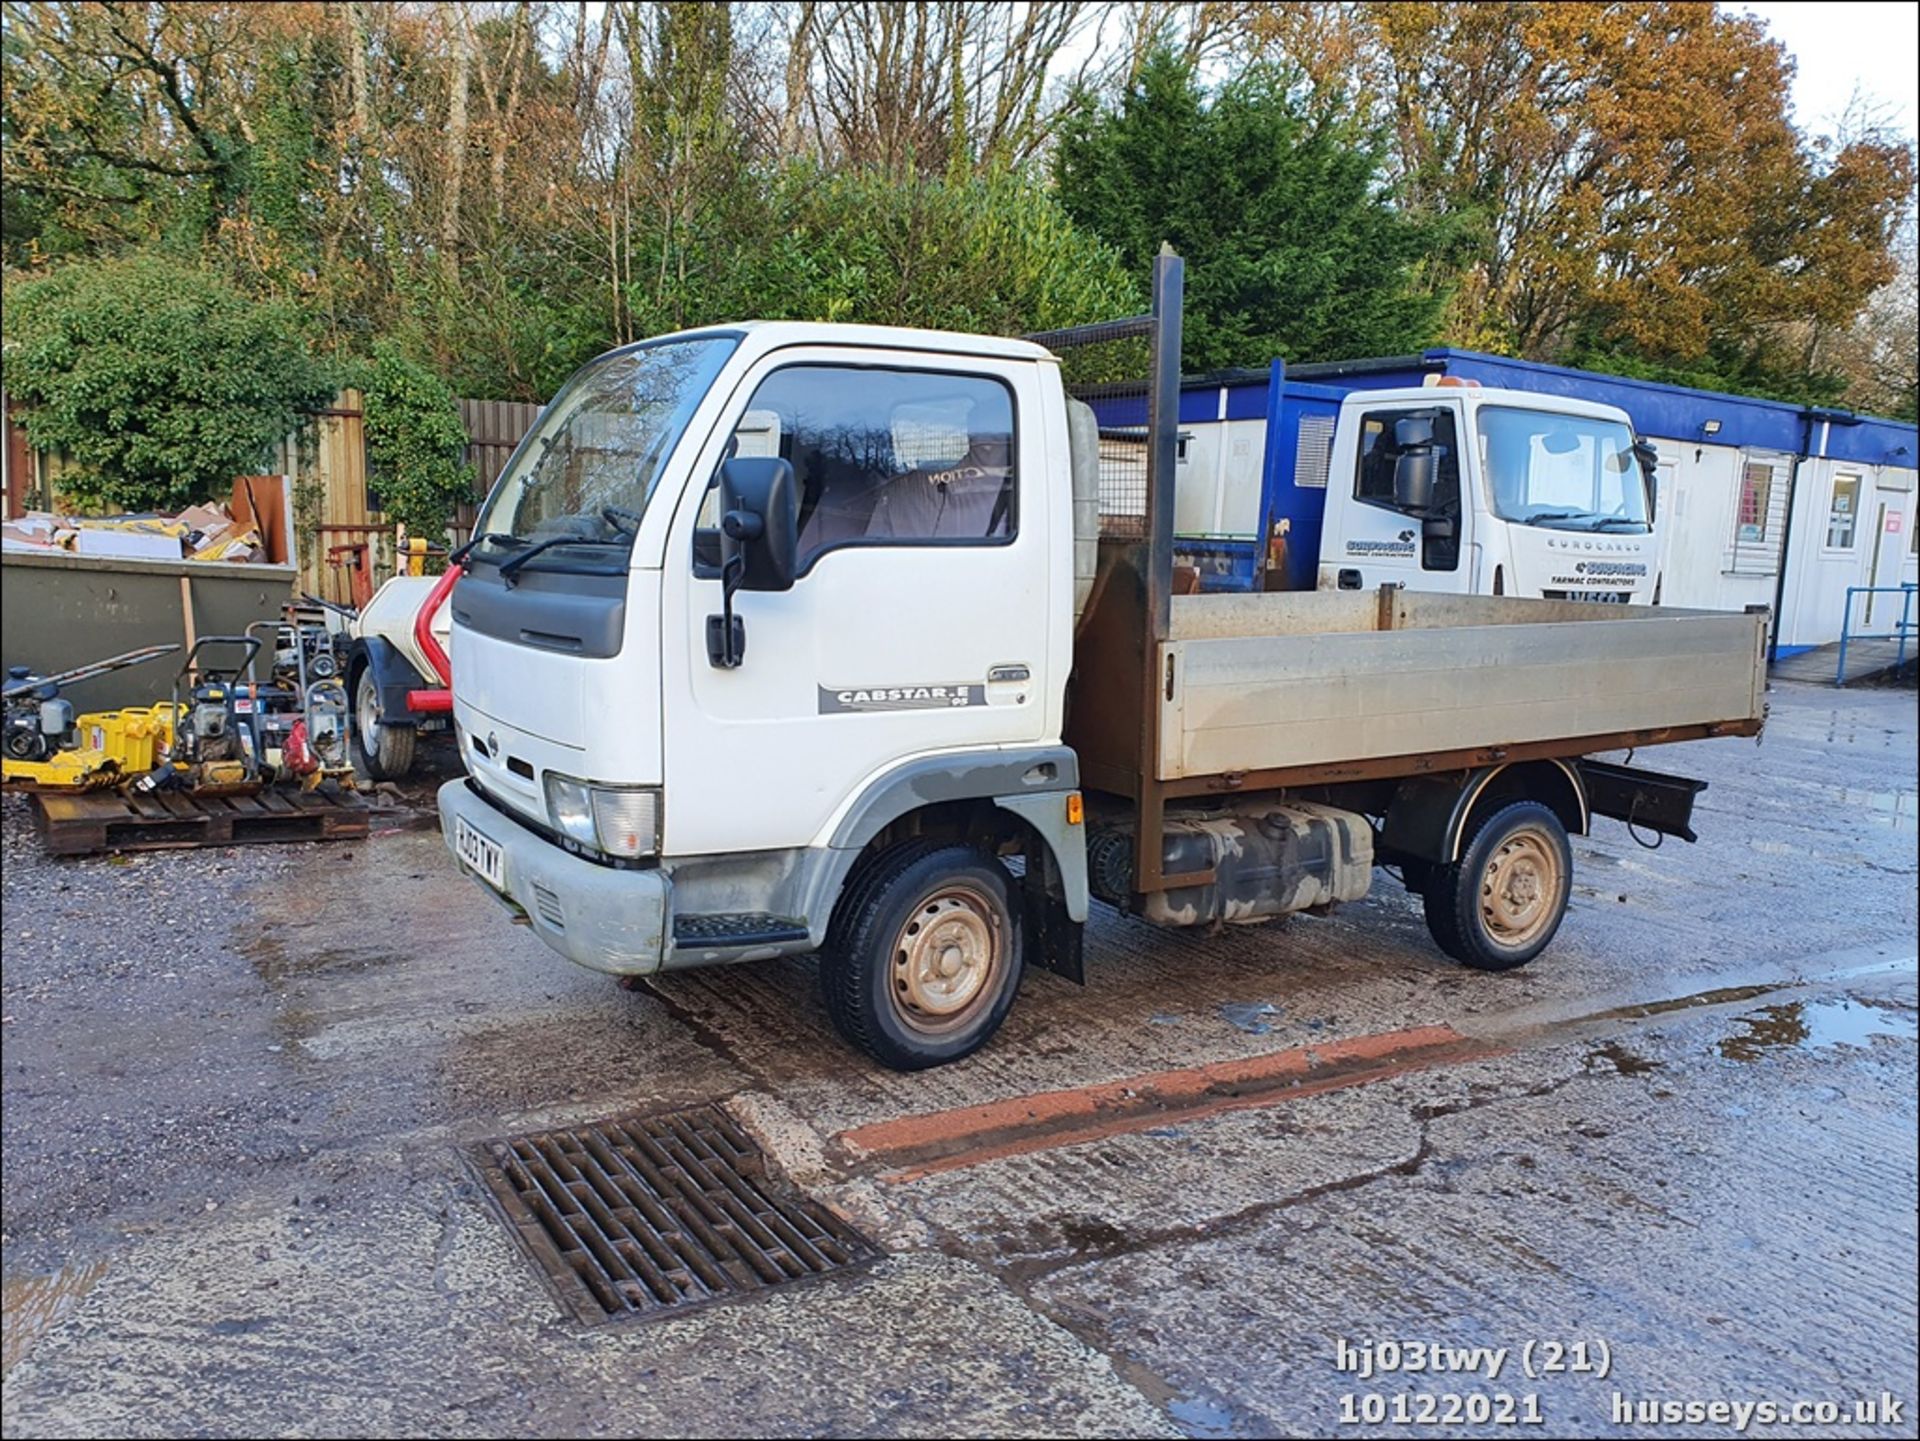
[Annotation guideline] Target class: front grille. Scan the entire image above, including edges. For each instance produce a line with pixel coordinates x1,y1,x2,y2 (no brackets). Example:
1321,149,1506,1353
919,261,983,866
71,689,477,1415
472,1106,873,1324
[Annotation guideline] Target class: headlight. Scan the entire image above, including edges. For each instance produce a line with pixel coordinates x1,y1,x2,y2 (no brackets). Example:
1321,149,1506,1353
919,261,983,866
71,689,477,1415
544,773,659,858
544,773,597,846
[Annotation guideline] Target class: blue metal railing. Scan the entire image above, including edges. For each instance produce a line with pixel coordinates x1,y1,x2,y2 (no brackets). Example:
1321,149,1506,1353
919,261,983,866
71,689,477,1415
1835,582,1918,686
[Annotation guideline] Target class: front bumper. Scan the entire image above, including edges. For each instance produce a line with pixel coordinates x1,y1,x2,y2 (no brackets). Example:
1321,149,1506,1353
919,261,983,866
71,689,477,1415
438,778,668,975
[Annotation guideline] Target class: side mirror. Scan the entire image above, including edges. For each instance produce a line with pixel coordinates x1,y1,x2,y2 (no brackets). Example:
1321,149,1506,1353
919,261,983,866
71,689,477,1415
1393,449,1436,513
719,456,798,593
709,457,798,669
1392,415,1435,450
1632,440,1660,522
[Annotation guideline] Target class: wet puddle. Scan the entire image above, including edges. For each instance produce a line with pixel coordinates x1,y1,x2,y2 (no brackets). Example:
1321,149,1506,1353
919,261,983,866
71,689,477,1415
1718,999,1919,1062
1832,786,1919,833
1218,1002,1281,1035
1587,1041,1661,1075
1168,1393,1241,1437
2,1260,107,1375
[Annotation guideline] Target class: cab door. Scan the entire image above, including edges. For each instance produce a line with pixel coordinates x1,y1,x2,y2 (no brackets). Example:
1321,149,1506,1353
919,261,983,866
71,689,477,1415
1327,401,1470,593
659,348,1054,857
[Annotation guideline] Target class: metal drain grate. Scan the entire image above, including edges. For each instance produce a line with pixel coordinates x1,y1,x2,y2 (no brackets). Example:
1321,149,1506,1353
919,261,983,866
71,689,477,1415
473,1104,872,1324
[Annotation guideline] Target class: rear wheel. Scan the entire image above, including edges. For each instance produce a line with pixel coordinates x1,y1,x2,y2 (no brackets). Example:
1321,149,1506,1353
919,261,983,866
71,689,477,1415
821,840,1024,1071
1422,800,1571,971
352,662,416,781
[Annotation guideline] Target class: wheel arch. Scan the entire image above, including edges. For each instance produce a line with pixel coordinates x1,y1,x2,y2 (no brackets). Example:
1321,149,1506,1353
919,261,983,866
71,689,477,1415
826,750,1088,922
350,636,428,727
1381,759,1587,866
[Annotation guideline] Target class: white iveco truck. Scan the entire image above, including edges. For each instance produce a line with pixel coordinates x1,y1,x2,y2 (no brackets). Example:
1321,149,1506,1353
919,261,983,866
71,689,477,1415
1310,384,1662,603
440,255,1767,1070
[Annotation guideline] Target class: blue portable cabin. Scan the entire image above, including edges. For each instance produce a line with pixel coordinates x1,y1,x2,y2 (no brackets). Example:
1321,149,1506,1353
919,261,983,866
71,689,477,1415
1087,362,1360,594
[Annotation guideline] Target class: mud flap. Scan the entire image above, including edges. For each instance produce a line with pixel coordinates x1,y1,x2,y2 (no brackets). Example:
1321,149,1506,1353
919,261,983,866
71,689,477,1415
1022,842,1085,984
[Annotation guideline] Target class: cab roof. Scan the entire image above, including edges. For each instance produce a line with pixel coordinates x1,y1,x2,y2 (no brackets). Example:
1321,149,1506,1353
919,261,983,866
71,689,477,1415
1348,384,1633,423
650,320,1055,364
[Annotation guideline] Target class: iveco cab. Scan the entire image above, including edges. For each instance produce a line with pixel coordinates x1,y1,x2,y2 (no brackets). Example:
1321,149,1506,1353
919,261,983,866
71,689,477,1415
1312,385,1660,603
440,254,1767,1070
1123,376,1663,603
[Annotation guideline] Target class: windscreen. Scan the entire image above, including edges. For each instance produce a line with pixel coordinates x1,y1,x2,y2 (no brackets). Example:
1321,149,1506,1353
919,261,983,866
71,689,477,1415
1476,406,1652,533
470,336,737,565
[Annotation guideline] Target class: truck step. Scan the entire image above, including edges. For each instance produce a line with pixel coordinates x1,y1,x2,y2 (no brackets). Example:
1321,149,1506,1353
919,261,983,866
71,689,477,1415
672,912,810,948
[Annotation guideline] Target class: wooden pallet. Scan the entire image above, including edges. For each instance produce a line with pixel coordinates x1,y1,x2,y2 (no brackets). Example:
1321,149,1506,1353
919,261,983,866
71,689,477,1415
31,785,372,856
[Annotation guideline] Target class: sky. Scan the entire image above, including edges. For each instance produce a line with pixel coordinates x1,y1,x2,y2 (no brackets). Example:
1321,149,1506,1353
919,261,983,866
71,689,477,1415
1734,2,1919,143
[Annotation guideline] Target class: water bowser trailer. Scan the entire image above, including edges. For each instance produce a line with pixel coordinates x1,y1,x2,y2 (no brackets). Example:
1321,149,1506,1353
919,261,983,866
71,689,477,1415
438,253,1769,1071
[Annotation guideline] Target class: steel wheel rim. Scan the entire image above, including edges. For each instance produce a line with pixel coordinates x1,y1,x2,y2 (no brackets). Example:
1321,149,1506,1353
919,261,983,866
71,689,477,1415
889,884,1003,1036
357,672,381,748
1480,829,1560,948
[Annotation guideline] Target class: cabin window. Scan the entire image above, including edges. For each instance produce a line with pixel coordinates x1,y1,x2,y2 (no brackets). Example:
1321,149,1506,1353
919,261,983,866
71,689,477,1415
1825,473,1861,550
1736,462,1773,543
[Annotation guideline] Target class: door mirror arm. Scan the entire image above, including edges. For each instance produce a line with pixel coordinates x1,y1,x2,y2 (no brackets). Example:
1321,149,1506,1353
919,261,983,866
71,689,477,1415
711,550,749,668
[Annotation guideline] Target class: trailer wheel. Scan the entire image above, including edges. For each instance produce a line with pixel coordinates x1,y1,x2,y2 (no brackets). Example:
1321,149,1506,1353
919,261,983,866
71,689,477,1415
352,662,416,782
1422,801,1571,971
821,840,1024,1071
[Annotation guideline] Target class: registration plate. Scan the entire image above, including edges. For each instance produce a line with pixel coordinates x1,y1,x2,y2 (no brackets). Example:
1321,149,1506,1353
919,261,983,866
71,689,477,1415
1565,589,1630,604
454,816,506,893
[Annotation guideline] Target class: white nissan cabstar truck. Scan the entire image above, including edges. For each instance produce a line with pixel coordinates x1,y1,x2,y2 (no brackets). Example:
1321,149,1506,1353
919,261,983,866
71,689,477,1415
440,255,1768,1071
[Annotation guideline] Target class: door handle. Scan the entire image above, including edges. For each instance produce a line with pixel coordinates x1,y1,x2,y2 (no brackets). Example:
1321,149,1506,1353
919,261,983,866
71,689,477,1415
986,664,1029,706
1337,568,1362,590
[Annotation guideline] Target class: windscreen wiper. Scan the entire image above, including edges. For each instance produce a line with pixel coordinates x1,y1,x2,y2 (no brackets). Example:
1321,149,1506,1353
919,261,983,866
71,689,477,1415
1592,516,1650,531
1522,510,1588,526
496,533,627,585
450,531,526,566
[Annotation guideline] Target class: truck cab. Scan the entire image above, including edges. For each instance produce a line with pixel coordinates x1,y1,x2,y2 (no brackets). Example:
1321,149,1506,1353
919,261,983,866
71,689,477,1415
1313,384,1660,603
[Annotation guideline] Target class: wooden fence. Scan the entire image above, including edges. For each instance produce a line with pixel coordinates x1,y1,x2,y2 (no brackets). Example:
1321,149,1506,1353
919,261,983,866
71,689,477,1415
270,390,541,604
453,397,544,546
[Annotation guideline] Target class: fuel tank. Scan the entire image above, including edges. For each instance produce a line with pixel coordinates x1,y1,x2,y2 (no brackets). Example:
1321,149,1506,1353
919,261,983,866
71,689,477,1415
1088,801,1373,927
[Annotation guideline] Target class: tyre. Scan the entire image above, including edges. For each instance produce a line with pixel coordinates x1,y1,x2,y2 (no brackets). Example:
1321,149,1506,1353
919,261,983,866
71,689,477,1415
1421,800,1571,971
352,661,416,781
821,840,1024,1071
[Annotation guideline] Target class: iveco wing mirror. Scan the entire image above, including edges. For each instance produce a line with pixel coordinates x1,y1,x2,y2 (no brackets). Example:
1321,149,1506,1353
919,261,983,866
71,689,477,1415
709,456,799,668
1633,440,1660,522
1390,414,1438,514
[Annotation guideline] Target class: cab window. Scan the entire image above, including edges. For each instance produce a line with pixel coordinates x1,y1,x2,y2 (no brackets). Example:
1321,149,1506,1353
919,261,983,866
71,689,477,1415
1355,407,1460,516
1354,406,1461,571
695,365,1016,575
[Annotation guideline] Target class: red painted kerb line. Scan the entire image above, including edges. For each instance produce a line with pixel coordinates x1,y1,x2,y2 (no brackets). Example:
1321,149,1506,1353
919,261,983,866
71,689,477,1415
836,1024,1498,1184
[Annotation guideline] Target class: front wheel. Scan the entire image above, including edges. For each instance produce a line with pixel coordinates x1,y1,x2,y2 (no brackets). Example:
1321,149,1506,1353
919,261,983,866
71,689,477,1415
1422,800,1571,971
821,840,1024,1071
